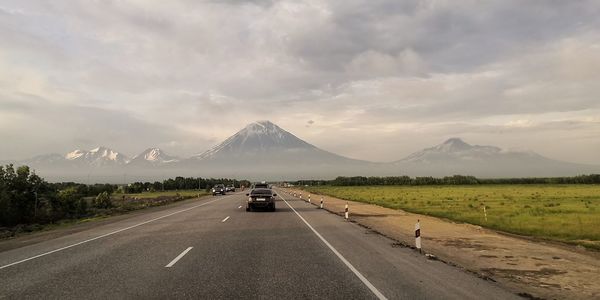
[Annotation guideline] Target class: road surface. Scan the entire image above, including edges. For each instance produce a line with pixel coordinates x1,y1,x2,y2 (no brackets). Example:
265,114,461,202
0,190,520,299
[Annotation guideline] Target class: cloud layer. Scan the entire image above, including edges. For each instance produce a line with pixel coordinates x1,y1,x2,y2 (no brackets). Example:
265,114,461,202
1,0,599,164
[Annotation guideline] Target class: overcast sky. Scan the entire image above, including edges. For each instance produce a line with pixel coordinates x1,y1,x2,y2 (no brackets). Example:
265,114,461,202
1,0,599,164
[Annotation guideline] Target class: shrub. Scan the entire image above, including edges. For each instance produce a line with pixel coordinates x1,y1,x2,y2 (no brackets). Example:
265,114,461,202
94,192,113,209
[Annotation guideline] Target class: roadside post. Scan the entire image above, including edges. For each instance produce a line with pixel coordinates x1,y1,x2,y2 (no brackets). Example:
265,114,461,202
308,194,311,203
345,202,349,220
300,193,302,200
320,197,324,209
415,220,422,253
483,206,488,222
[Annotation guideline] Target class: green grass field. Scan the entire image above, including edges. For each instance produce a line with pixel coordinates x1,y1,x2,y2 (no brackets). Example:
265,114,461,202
302,185,600,249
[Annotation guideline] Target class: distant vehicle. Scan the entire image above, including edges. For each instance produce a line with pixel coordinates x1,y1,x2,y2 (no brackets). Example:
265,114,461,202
226,185,235,192
253,182,269,189
246,188,277,212
212,184,226,196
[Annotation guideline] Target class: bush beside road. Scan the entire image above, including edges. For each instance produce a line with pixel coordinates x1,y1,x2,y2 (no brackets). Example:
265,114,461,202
1,189,209,240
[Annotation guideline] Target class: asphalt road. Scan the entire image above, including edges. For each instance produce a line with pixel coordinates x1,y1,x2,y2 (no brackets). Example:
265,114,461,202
0,190,520,299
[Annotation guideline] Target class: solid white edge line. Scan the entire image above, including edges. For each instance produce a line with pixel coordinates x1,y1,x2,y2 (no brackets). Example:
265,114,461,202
278,191,388,300
0,195,231,270
222,216,230,223
165,247,193,268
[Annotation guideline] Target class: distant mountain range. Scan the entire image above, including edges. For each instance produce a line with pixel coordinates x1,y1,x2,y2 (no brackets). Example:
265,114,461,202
6,121,599,182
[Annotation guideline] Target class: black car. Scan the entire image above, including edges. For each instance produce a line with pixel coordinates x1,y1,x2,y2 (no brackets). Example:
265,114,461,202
225,185,235,192
253,182,270,189
212,184,226,196
246,188,277,212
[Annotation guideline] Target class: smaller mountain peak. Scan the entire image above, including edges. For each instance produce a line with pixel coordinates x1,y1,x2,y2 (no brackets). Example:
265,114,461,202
130,147,177,163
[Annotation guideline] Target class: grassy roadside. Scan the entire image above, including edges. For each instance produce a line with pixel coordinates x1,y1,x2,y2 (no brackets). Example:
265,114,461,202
301,185,600,250
0,190,209,240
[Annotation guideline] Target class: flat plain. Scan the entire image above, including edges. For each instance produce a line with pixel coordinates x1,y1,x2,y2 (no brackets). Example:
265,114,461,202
303,185,600,249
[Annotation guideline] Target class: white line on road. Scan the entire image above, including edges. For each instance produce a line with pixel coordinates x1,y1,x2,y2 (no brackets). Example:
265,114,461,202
0,195,232,270
165,247,193,268
222,216,230,223
278,192,388,300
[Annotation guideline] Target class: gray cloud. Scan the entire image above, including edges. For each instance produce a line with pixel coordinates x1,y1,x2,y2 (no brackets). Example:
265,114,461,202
0,0,599,164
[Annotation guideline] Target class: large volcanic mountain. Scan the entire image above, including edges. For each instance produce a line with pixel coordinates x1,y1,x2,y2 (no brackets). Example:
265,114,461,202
191,121,364,164
183,121,376,178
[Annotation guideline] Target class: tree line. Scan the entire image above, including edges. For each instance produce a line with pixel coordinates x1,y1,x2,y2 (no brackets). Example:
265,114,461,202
294,174,600,186
0,164,249,228
124,177,250,194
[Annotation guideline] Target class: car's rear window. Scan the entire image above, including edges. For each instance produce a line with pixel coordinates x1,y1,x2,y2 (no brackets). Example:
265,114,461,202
251,189,272,196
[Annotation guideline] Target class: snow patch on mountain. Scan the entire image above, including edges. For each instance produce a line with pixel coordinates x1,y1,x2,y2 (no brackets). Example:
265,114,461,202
66,150,85,160
130,148,178,164
65,146,129,166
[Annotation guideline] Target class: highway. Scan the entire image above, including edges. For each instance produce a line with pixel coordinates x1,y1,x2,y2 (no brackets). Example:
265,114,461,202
0,190,519,299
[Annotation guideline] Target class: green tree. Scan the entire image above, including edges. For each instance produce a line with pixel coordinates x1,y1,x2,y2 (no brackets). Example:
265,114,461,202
94,191,113,209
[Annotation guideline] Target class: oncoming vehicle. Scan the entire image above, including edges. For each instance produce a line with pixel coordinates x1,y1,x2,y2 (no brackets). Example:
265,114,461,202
246,188,277,212
226,185,235,192
212,184,226,196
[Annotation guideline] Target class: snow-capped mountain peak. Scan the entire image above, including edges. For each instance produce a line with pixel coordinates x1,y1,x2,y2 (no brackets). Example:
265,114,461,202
64,147,129,166
130,148,178,164
242,120,288,139
195,120,316,160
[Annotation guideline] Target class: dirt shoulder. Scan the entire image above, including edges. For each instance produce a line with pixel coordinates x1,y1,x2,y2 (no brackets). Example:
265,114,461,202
283,188,600,300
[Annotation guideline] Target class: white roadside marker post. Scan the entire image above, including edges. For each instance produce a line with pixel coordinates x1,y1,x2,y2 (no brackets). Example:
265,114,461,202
300,193,302,200
344,202,349,220
415,220,422,253
308,194,311,204
320,197,324,209
483,206,488,222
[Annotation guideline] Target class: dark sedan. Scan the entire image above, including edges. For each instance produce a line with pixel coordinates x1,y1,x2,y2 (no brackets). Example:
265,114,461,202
246,188,277,212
